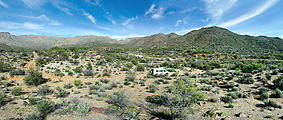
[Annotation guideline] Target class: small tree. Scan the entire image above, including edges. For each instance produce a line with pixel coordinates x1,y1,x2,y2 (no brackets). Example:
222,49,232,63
136,64,145,72
24,69,47,86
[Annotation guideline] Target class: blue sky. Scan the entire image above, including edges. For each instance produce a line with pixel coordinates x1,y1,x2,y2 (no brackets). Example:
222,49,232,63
0,0,282,39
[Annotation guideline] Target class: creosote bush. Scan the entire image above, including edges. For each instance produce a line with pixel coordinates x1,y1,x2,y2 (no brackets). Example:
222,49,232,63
10,87,23,96
24,69,47,86
37,100,55,116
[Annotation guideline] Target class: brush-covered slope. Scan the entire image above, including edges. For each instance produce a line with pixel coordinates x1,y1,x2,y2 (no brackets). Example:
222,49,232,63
127,26,283,54
0,32,118,49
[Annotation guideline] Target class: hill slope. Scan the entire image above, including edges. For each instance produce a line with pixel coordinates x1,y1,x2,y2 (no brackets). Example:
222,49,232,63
0,32,118,49
126,27,283,54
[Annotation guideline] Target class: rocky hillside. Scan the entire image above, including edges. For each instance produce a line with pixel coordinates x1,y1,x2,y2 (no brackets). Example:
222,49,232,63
1,27,283,54
125,27,283,54
0,32,118,49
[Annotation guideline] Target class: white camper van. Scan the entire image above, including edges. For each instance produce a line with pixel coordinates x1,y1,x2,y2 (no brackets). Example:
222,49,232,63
151,68,168,76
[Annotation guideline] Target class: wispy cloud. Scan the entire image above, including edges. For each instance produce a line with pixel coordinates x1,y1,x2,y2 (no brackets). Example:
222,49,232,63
145,4,156,15
152,7,164,19
122,16,138,26
219,0,279,28
85,0,99,6
175,27,204,35
21,0,46,8
0,21,43,30
144,4,165,19
0,0,8,8
20,14,61,26
83,12,96,24
175,19,188,27
203,0,238,21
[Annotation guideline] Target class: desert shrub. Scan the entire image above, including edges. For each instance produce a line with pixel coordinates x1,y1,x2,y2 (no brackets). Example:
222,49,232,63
100,79,110,84
272,70,278,75
64,83,73,89
228,92,239,99
263,100,281,108
264,114,277,119
0,60,12,73
73,80,82,86
37,100,55,116
135,64,145,72
145,95,168,105
153,79,207,119
10,69,25,77
124,71,136,85
28,97,40,105
73,66,83,73
149,83,159,93
266,73,272,80
108,91,129,108
238,77,254,84
75,103,90,114
38,85,52,96
10,87,23,96
54,87,70,98
0,93,7,107
102,72,111,77
273,76,283,90
24,112,41,120
259,87,270,94
273,88,282,98
24,69,47,86
83,69,93,76
89,90,98,95
130,58,138,65
228,104,234,108
111,82,118,88
221,95,233,103
259,92,270,100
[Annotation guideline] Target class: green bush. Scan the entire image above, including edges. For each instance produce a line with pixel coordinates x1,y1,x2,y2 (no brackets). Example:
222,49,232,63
38,85,52,96
102,72,111,77
54,87,70,98
75,103,90,114
263,100,280,108
274,88,282,98
259,87,269,94
0,93,7,107
73,80,82,86
108,91,129,108
135,64,145,72
28,97,40,105
260,92,269,100
10,87,23,96
221,96,233,103
273,76,283,90
149,83,159,93
0,60,12,73
24,69,47,86
228,104,234,108
238,77,254,84
37,100,55,116
266,73,272,80
10,69,25,77
64,83,73,89
24,112,41,120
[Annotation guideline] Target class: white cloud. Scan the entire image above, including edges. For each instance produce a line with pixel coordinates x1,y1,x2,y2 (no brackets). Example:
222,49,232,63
23,22,43,30
0,21,43,30
111,34,146,40
175,20,182,27
0,0,8,8
83,12,96,24
203,0,237,19
219,0,279,28
122,16,138,26
85,0,99,6
144,4,165,19
145,4,156,15
152,7,164,19
21,0,46,8
20,14,61,26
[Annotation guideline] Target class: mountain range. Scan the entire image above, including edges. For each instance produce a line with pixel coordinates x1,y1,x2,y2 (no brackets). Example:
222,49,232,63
0,26,282,54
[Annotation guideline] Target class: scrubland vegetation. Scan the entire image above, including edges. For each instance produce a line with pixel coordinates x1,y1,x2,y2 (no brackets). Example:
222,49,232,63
0,44,282,120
